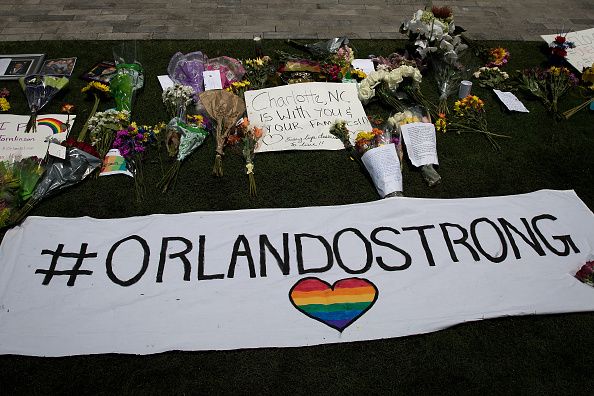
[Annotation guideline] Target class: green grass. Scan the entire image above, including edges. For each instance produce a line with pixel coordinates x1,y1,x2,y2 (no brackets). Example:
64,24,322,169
0,39,593,394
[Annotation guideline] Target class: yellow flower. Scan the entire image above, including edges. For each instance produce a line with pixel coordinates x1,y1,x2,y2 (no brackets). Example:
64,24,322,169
0,97,10,112
435,117,447,133
82,81,110,96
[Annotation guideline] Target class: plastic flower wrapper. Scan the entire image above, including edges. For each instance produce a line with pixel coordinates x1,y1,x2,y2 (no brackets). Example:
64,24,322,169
199,89,246,177
20,74,69,133
0,158,44,229
229,118,264,197
388,106,441,187
77,81,111,142
575,260,594,287
88,109,131,160
432,55,467,114
167,51,207,102
11,144,101,225
331,121,403,198
158,115,209,193
112,122,163,202
286,37,349,59
111,43,144,113
0,87,10,112
205,56,246,90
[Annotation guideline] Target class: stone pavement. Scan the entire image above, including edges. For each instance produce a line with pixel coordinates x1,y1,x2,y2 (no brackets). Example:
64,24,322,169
0,0,593,41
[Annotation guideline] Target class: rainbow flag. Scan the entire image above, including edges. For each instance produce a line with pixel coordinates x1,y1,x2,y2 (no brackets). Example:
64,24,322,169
289,277,378,332
36,117,67,134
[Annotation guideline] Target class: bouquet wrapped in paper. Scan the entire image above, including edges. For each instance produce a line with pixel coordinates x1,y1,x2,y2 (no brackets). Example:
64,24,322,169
158,115,209,192
20,74,69,133
110,43,144,113
331,121,403,198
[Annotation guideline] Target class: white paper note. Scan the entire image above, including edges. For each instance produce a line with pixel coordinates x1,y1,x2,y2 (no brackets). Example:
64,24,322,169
0,58,12,75
361,144,402,197
351,59,375,75
47,142,66,159
157,75,174,91
493,89,529,113
400,122,439,167
203,70,223,90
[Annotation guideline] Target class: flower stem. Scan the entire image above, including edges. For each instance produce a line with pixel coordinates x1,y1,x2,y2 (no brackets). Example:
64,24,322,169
78,94,100,143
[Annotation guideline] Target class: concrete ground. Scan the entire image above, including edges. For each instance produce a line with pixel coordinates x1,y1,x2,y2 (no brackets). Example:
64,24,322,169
0,0,592,41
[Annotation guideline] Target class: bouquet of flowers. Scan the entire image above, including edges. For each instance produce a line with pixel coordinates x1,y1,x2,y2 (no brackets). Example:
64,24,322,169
447,95,510,150
163,84,195,120
158,114,209,192
0,157,44,229
199,89,246,177
231,118,264,197
77,81,111,143
11,141,101,225
548,34,575,64
329,44,355,79
387,106,441,187
575,260,594,287
20,74,69,132
226,80,251,97
517,66,578,117
0,87,10,112
473,66,513,90
562,63,594,119
167,51,207,100
205,56,246,90
88,109,131,160
112,122,163,201
243,56,273,90
331,121,403,198
486,47,510,67
110,43,144,113
358,65,423,112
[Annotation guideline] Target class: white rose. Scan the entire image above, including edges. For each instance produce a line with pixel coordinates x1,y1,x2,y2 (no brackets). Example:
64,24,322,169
358,84,375,102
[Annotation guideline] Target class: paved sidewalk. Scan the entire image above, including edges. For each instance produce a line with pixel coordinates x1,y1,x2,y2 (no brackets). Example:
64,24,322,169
0,0,593,41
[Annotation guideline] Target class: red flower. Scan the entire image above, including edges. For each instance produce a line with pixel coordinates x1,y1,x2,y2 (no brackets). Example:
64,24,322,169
62,138,100,158
552,47,567,58
555,35,566,44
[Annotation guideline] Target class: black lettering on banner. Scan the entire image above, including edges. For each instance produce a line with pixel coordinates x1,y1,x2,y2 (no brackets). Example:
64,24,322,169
531,214,580,256
106,235,149,287
333,228,373,274
227,235,256,278
197,235,224,280
259,234,290,277
156,237,193,283
370,227,411,271
401,225,436,266
295,233,333,274
498,217,546,259
36,243,97,286
439,223,480,262
470,218,508,263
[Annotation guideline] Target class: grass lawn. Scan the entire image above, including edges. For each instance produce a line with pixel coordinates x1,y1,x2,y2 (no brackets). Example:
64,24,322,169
0,39,593,394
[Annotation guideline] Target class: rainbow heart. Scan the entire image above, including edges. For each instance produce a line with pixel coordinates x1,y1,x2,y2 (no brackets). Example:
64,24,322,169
289,277,378,332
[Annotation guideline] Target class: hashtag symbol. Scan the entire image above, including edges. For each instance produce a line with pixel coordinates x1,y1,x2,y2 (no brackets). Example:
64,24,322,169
35,243,97,286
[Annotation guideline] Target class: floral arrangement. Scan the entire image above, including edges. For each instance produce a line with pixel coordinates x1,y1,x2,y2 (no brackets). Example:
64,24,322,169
158,114,209,192
401,6,454,52
372,51,425,73
162,84,195,119
448,95,510,150
330,45,355,78
111,43,144,113
112,122,163,201
486,47,510,67
0,158,44,229
575,260,594,287
225,80,251,97
562,63,594,119
21,74,69,133
321,63,343,82
358,65,423,111
77,81,111,143
88,109,130,160
243,56,272,90
517,66,578,116
473,66,512,90
549,34,575,61
229,118,264,197
354,128,386,155
0,88,10,112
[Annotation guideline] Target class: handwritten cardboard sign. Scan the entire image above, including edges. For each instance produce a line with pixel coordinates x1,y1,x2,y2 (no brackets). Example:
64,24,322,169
541,28,594,72
245,82,372,153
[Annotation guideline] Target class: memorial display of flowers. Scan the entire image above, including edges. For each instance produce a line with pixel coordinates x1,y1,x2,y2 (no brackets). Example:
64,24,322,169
517,66,578,116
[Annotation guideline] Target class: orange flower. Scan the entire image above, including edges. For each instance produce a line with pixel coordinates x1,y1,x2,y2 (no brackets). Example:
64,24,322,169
61,103,75,113
227,134,241,146
253,127,263,139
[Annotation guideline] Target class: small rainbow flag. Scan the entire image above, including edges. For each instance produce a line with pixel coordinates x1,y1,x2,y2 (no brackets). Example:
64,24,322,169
289,277,378,332
36,117,67,134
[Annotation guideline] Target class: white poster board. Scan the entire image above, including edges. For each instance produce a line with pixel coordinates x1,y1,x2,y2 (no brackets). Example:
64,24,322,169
1,190,594,357
245,82,372,152
541,27,594,72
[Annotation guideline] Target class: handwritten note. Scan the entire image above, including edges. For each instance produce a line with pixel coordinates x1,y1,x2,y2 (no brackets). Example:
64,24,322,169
493,89,529,113
541,28,594,72
400,122,439,167
361,144,402,197
245,82,372,153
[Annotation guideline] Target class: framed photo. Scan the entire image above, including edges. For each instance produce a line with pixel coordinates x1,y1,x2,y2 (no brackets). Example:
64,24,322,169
39,57,77,76
81,61,117,84
0,54,45,80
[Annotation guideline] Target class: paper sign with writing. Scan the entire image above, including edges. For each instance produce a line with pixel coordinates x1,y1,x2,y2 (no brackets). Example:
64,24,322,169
400,122,439,167
0,113,74,135
493,89,529,113
541,28,594,72
245,82,372,153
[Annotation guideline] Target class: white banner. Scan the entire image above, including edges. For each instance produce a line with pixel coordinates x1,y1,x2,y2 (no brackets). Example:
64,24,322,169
541,28,594,72
245,82,372,152
0,190,593,356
